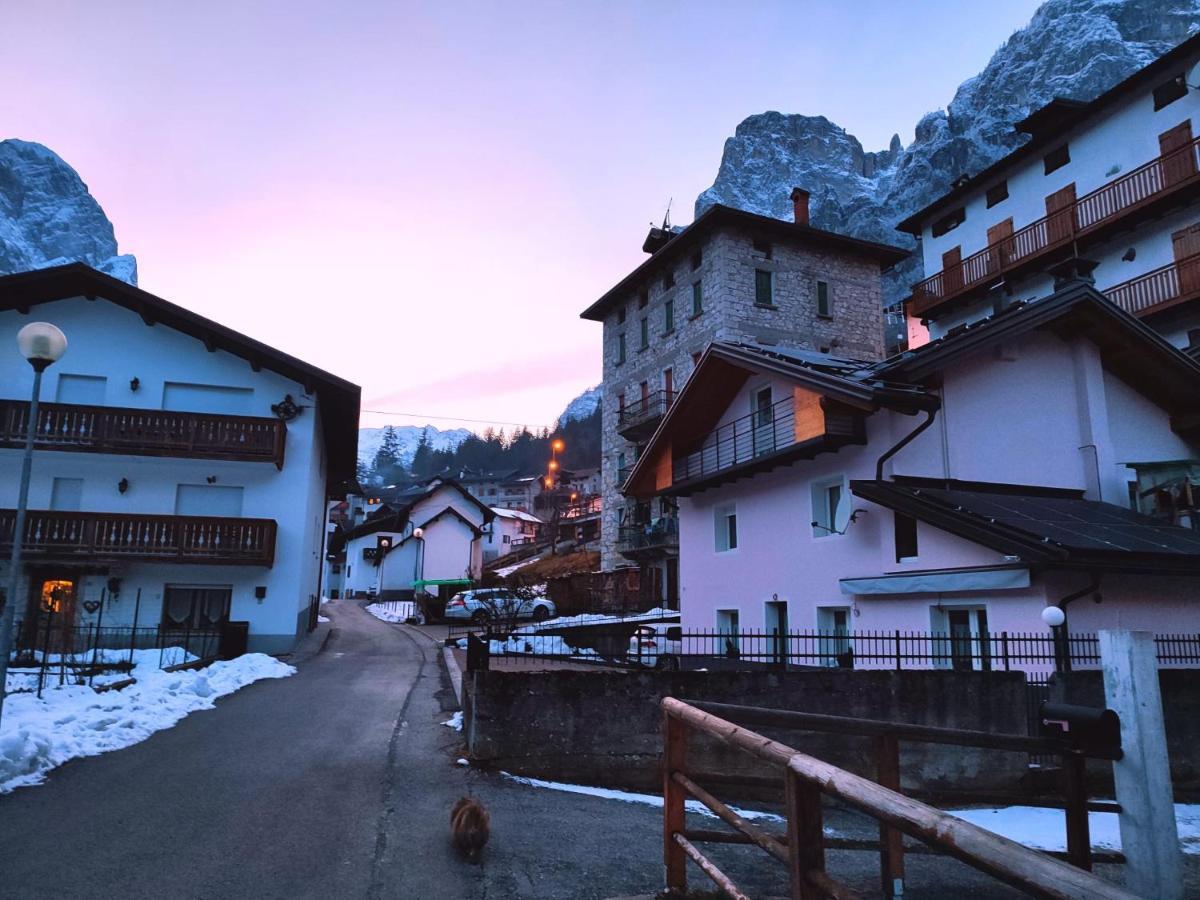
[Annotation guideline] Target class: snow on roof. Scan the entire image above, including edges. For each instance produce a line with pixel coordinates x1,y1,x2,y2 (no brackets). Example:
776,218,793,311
490,507,543,523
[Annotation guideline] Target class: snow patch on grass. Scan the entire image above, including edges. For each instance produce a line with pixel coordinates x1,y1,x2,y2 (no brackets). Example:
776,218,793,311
951,804,1200,854
0,653,294,793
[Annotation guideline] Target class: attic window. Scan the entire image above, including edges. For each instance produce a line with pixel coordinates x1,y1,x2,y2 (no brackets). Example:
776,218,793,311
985,181,1009,208
1044,144,1070,175
931,207,965,238
1153,74,1187,111
752,238,772,259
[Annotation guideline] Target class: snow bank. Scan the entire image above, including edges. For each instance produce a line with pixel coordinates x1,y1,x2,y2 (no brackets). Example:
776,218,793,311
951,804,1200,854
367,601,416,624
511,607,678,635
466,634,600,659
442,711,463,732
0,652,294,793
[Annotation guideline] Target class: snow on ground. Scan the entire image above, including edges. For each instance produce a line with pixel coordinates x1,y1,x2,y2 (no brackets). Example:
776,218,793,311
952,804,1200,854
317,615,331,623
485,634,600,658
366,601,416,623
0,652,294,793
442,711,463,731
511,607,678,635
5,647,197,695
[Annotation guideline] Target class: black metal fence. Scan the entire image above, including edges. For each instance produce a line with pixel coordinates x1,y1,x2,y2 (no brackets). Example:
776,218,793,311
6,617,221,697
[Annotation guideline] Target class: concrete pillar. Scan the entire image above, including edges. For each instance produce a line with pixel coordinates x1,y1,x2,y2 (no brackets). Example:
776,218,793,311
1099,630,1182,900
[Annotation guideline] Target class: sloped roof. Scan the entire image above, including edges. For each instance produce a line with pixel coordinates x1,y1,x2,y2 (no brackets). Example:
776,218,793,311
346,477,495,539
851,477,1200,574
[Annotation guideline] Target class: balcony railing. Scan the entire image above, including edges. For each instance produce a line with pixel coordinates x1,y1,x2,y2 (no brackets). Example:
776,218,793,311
673,396,797,485
617,390,676,440
0,510,277,566
912,134,1200,316
617,518,679,556
1103,252,1200,317
0,400,286,467
616,464,633,487
561,495,602,520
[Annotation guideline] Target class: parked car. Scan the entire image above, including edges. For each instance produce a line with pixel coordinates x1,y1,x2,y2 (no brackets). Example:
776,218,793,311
444,588,556,624
629,623,683,669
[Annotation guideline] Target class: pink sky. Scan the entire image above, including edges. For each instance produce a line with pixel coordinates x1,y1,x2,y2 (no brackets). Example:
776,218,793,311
1,1,1042,432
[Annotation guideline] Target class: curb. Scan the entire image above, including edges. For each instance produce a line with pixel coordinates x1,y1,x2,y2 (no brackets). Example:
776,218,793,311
443,645,464,706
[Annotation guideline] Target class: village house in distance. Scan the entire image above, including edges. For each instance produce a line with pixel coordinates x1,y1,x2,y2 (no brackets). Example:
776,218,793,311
581,192,908,608
0,264,360,653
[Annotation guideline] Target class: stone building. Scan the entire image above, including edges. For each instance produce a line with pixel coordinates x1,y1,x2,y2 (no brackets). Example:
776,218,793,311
579,190,908,606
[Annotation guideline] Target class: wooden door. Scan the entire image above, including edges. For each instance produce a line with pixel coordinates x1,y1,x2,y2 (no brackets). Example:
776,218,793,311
1173,222,1200,295
986,218,1014,272
1044,183,1077,246
941,245,963,295
1159,121,1196,187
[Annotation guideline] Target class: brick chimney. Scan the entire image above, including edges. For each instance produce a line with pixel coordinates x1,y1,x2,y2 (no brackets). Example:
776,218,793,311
790,187,810,225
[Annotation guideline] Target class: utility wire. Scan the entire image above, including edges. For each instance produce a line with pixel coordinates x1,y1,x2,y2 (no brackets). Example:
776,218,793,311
360,408,554,430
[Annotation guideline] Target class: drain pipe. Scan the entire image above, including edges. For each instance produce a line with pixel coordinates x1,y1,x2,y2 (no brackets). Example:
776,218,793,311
1046,576,1102,674
875,407,939,481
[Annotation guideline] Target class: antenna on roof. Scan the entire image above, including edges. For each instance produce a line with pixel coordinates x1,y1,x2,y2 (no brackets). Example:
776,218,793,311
661,198,673,231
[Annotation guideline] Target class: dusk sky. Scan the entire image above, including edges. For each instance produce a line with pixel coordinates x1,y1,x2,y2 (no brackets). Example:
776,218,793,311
2,1,1043,432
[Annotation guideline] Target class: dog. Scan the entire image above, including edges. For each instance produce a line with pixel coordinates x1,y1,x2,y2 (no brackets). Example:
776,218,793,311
450,796,490,861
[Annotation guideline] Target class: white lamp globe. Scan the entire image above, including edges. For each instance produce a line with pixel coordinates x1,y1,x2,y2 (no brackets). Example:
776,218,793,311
17,322,67,366
413,527,425,540
1041,606,1066,628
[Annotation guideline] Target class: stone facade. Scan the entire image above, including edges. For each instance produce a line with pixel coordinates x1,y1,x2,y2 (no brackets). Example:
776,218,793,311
596,218,890,584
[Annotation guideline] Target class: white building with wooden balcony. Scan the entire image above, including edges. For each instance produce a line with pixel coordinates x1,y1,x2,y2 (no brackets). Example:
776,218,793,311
0,264,360,653
898,33,1200,352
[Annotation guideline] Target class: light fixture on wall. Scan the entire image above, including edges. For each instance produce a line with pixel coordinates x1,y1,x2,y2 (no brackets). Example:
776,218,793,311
1122,247,1136,262
271,394,303,421
206,475,217,484
129,377,140,392
255,586,267,601
118,478,129,494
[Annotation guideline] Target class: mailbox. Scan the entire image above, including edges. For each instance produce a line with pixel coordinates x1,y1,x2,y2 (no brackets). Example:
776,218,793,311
1040,702,1122,758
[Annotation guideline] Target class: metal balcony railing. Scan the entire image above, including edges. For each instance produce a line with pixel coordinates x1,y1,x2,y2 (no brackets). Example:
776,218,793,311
617,518,679,555
618,390,676,438
912,134,1200,316
672,396,796,485
0,400,286,467
1103,252,1200,317
0,510,277,566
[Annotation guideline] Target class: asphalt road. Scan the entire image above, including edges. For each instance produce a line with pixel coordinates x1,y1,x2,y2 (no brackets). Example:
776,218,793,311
0,601,1185,899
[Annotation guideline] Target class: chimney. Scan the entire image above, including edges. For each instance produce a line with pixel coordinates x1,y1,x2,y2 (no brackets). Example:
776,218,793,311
790,187,810,225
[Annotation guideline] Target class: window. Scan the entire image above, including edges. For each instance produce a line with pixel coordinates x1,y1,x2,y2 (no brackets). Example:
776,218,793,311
815,280,831,318
752,238,772,258
663,368,673,396
692,281,703,316
616,452,627,479
894,513,919,562
163,586,232,629
931,606,991,671
616,333,626,365
817,607,852,666
811,477,845,537
1154,74,1187,111
754,269,774,307
639,318,649,350
664,271,675,290
1044,144,1070,174
985,181,1009,208
753,387,773,427
714,504,737,552
691,251,702,270
617,306,626,325
617,392,625,413
715,609,741,655
664,299,674,333
931,207,965,237
638,291,648,309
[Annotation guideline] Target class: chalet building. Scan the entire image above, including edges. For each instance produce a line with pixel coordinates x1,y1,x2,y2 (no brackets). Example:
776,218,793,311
0,264,359,653
484,507,542,563
899,33,1200,353
623,282,1200,664
581,194,908,608
342,477,493,598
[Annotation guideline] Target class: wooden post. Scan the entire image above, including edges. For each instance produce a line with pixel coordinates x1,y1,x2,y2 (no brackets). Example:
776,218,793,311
1062,750,1091,871
875,734,906,896
785,768,824,900
1099,630,1183,900
663,710,688,894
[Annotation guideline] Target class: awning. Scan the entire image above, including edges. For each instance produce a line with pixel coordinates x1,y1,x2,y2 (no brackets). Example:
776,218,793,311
840,565,1030,596
414,579,472,589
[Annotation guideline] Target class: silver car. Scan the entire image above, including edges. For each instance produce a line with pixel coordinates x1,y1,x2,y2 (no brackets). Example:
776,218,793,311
444,588,556,624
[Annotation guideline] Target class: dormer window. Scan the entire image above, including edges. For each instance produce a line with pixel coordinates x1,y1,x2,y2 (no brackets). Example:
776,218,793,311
1154,74,1187,111
931,207,965,238
985,181,1009,208
1044,144,1070,175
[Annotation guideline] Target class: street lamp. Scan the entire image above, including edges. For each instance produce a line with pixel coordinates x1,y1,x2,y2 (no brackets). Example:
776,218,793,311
412,526,426,587
1042,605,1068,674
0,322,68,730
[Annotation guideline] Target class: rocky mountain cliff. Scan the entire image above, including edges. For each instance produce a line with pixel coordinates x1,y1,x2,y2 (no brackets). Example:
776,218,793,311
696,0,1200,304
0,139,136,283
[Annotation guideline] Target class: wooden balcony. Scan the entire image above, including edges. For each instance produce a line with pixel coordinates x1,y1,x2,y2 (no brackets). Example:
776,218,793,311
0,510,277,566
0,401,285,467
617,390,676,442
912,135,1200,318
1103,253,1200,318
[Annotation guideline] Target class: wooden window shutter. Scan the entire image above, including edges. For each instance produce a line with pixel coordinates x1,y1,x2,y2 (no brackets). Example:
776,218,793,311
1044,184,1076,245
986,218,1014,272
1159,121,1196,187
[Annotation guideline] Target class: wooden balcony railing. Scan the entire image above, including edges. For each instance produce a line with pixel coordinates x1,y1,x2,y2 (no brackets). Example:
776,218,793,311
1103,253,1200,317
0,400,286,467
617,390,676,439
0,510,277,566
912,135,1200,316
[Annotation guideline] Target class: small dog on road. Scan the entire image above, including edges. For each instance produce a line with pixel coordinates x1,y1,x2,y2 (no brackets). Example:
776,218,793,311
450,797,490,861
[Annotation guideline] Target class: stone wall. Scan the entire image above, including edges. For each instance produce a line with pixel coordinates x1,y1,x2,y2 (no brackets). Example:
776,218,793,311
465,668,1028,798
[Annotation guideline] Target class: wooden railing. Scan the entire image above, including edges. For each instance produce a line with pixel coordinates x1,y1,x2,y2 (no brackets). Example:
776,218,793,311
662,698,1134,900
913,134,1200,316
0,400,285,467
0,510,277,566
1103,252,1200,317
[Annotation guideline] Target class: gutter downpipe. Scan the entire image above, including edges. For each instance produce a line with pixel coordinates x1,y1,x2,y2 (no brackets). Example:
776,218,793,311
1049,575,1102,674
875,407,940,481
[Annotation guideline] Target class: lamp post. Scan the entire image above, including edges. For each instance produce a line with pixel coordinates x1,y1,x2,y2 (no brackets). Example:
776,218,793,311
0,322,68,730
547,439,565,555
1042,605,1068,674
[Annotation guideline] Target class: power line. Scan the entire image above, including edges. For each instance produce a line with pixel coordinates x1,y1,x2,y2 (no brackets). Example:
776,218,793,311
361,408,554,430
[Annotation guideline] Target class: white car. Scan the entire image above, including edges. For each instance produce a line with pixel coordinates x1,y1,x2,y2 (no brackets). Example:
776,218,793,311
443,588,556,624
629,623,683,669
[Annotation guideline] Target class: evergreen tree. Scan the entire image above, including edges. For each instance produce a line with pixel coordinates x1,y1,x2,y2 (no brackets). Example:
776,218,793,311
373,426,403,483
410,428,435,480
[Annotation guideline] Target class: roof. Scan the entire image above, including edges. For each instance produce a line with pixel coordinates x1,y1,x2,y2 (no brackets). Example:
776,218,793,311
896,32,1200,234
490,507,543,524
0,263,361,489
851,477,1200,574
580,203,910,321
346,476,495,539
